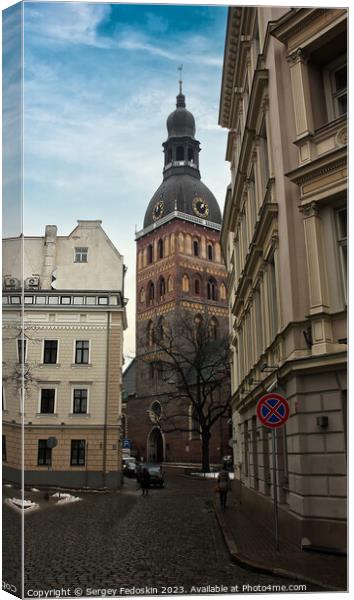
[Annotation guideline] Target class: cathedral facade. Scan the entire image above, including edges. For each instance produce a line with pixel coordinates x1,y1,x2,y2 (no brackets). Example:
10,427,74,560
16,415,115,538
127,85,230,464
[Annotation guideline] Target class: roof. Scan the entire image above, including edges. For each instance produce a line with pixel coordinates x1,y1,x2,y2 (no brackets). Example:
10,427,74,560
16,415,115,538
123,358,136,398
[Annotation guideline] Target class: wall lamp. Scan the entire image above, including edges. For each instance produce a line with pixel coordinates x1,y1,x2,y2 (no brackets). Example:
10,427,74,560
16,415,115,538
260,363,278,373
316,416,329,429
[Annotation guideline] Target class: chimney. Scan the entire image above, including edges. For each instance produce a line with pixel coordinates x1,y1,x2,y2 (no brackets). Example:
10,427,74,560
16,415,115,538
41,225,57,289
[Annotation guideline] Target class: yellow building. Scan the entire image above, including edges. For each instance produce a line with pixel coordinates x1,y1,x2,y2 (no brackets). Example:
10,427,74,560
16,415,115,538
219,7,347,551
3,221,127,488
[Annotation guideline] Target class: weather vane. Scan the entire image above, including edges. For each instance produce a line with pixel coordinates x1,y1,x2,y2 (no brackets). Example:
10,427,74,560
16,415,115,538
178,64,183,94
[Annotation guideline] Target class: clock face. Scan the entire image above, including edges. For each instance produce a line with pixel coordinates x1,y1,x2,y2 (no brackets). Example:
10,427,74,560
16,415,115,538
192,197,209,218
153,200,164,221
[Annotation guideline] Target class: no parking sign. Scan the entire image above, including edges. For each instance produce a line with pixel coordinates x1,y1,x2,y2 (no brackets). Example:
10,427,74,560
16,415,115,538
256,393,289,429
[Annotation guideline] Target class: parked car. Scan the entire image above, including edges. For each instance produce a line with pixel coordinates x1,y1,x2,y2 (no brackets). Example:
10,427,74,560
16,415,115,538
137,463,164,488
123,457,137,478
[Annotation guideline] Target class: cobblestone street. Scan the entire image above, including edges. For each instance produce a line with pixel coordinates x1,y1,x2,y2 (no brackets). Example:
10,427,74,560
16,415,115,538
3,470,319,596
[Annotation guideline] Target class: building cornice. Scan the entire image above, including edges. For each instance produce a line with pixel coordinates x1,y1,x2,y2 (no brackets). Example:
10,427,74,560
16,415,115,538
135,210,221,240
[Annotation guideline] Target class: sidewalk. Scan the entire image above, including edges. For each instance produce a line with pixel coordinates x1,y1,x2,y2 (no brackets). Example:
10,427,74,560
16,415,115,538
214,491,347,592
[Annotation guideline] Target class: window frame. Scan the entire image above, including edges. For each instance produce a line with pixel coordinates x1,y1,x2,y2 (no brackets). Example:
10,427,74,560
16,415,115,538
74,247,88,263
72,388,89,414
74,340,90,365
39,388,57,414
70,440,86,466
335,206,347,302
17,338,27,364
37,439,52,466
2,435,7,462
43,339,59,364
323,55,347,121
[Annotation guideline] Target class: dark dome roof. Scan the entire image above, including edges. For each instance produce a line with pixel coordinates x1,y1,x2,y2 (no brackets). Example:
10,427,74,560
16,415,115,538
144,173,221,228
166,92,196,138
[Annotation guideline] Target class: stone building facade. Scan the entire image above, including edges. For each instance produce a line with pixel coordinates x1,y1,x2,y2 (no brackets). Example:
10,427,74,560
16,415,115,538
127,86,231,464
2,220,127,488
219,7,347,551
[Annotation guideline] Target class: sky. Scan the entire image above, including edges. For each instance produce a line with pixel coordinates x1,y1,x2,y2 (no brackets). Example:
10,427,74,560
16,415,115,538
3,1,230,361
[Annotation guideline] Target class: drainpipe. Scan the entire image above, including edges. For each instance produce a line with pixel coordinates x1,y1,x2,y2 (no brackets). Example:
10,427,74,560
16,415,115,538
103,311,111,487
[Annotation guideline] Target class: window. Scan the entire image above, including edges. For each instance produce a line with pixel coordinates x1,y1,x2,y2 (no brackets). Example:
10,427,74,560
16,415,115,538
73,389,88,414
61,296,71,304
220,282,227,300
149,363,155,380
208,317,218,341
38,440,52,466
167,276,173,292
73,297,84,305
75,340,89,364
158,239,164,259
188,147,194,162
207,278,217,301
147,281,154,305
268,257,279,339
98,297,108,305
75,247,88,263
3,435,7,462
147,321,155,347
182,274,190,292
150,400,162,422
17,339,27,363
194,278,200,295
336,207,347,300
71,440,86,466
330,60,347,118
140,287,145,303
259,119,270,189
193,240,199,257
176,146,184,161
207,244,213,261
159,277,166,298
40,389,55,413
157,317,165,341
43,340,58,364
147,244,153,264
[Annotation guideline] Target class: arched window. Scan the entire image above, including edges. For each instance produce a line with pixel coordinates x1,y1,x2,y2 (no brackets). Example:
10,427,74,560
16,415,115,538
207,243,213,261
157,316,165,341
193,240,199,257
147,281,155,305
220,282,227,300
159,277,166,298
182,274,190,292
167,275,173,292
140,287,145,303
188,147,194,162
167,149,172,163
147,244,153,264
158,238,164,259
147,320,155,347
194,314,204,337
194,278,200,295
176,146,184,161
209,317,218,340
207,278,217,301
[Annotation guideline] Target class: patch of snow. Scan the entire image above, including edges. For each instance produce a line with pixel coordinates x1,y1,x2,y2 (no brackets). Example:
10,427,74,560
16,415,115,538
52,492,81,505
4,483,13,488
6,498,39,512
31,488,40,492
191,472,235,480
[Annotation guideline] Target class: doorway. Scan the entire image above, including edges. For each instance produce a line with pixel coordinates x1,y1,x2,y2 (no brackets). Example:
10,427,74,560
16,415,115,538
148,427,164,463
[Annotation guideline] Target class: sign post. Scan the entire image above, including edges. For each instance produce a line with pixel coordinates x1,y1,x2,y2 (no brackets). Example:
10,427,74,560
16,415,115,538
256,392,289,552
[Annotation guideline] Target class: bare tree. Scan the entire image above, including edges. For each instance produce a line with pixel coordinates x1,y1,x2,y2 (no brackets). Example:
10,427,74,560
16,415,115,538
142,310,230,472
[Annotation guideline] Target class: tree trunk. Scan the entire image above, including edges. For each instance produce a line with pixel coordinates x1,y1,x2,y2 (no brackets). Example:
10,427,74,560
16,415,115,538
201,430,211,473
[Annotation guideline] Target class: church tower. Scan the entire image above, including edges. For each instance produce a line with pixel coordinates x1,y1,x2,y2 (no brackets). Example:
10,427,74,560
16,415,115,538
129,81,229,463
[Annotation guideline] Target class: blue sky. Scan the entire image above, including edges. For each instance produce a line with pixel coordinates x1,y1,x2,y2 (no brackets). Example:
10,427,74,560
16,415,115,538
4,1,230,359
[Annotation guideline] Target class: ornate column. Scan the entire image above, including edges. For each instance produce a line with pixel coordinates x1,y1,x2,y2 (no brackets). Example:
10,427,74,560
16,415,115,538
287,49,314,139
301,202,334,354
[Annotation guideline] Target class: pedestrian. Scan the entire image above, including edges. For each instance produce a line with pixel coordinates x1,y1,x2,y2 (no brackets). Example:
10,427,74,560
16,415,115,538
217,466,231,509
140,467,150,496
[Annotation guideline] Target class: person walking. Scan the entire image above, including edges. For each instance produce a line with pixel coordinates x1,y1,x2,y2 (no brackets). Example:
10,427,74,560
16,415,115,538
140,467,151,496
217,466,231,509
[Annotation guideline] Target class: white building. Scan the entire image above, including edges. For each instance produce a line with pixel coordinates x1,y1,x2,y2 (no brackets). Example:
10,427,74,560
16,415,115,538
3,220,127,488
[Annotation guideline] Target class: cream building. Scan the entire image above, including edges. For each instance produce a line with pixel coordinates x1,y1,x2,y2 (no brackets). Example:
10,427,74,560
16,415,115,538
3,220,127,488
219,7,347,551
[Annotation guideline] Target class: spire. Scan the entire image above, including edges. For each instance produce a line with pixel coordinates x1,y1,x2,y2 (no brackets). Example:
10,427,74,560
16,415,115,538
176,64,186,108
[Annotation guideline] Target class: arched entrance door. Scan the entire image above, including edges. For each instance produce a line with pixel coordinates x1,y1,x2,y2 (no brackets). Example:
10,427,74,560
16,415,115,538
148,428,164,463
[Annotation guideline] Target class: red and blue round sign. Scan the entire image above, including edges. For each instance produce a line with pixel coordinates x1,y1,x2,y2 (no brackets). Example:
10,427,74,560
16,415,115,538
257,393,289,429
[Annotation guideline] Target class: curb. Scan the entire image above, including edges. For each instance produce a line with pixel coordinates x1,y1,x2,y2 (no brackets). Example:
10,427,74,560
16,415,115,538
213,501,343,592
